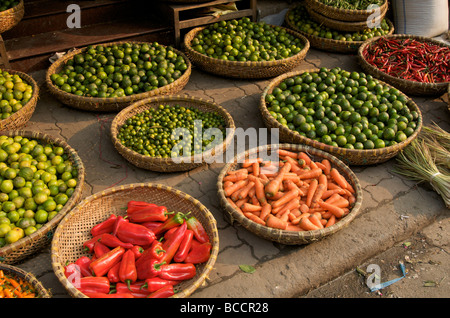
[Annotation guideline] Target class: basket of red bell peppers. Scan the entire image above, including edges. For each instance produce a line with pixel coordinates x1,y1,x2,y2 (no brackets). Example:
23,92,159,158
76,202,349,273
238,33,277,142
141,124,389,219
51,183,219,298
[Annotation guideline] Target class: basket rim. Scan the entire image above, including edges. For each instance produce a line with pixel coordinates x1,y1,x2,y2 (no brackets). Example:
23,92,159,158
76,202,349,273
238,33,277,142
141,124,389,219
357,34,450,90
51,182,219,298
217,143,363,244
183,23,311,68
110,94,236,170
285,5,394,50
305,0,388,18
45,40,192,107
0,263,52,298
0,0,23,17
0,68,39,130
259,68,423,163
0,130,86,259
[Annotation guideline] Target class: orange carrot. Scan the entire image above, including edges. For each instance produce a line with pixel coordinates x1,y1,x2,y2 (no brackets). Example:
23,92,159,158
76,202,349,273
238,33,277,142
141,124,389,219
244,212,266,226
242,158,262,168
271,189,299,208
314,161,327,171
291,212,310,225
224,179,248,197
283,156,302,173
238,181,255,200
321,211,334,219
321,159,331,175
252,162,260,177
325,214,336,227
297,168,323,180
265,214,288,230
223,170,248,182
259,203,272,221
275,199,300,217
308,214,324,229
286,224,304,231
297,152,311,166
242,203,262,212
277,149,299,158
311,183,326,208
251,177,266,205
250,195,259,206
299,203,309,214
279,209,291,222
318,201,345,218
309,160,319,170
298,216,320,231
305,178,318,207
321,188,346,200
234,198,248,208
264,162,291,197
330,168,348,190
318,173,327,186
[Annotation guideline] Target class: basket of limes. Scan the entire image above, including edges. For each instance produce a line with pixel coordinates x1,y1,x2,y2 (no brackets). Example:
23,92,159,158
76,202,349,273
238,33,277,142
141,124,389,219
259,67,423,165
46,41,191,112
0,0,24,34
0,131,85,264
0,69,39,132
183,17,310,79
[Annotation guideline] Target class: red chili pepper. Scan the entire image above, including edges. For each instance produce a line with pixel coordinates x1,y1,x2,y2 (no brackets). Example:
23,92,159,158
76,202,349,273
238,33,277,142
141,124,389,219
130,245,144,260
184,241,212,264
127,205,172,223
140,221,161,232
163,226,179,240
153,212,188,235
75,256,93,277
89,246,125,277
148,240,166,261
112,215,129,236
64,262,80,279
90,214,117,237
82,234,103,253
115,282,151,298
84,292,134,298
136,258,165,280
119,249,138,289
127,201,158,214
93,241,110,258
99,233,134,250
141,277,178,293
78,276,110,294
146,285,174,298
107,262,121,283
160,221,187,264
173,229,194,263
116,221,156,246
157,263,196,281
186,216,209,244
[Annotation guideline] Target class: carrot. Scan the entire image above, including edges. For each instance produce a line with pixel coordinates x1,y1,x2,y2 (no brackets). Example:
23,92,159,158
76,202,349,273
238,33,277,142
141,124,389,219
299,203,309,214
244,212,266,226
348,194,356,205
275,199,300,217
318,173,327,186
259,203,272,221
305,178,318,207
289,208,301,219
223,170,248,182
309,160,319,170
298,216,320,231
330,168,348,190
291,212,310,225
234,198,248,209
241,203,262,212
252,162,260,177
286,224,304,231
321,188,346,200
264,162,291,197
310,183,326,208
250,195,259,206
265,214,288,230
325,214,336,227
237,181,255,200
283,156,302,173
297,152,311,166
277,149,299,159
252,177,266,205
297,168,323,180
267,191,284,201
242,158,262,168
314,161,327,172
308,214,324,229
318,201,345,218
224,179,247,197
279,209,291,222
223,180,234,188
321,159,331,175
271,189,299,208
321,211,334,219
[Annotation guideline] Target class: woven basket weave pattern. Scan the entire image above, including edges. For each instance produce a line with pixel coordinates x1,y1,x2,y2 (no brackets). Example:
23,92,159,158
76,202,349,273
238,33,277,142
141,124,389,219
51,183,219,298
0,263,52,297
0,0,24,33
304,0,388,22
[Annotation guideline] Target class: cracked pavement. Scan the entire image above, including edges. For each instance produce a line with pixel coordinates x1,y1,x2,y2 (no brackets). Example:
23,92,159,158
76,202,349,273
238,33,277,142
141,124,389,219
11,46,449,298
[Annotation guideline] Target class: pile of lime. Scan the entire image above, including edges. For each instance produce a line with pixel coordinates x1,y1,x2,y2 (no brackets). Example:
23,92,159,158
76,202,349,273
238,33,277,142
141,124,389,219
117,104,227,158
0,70,34,120
190,17,305,62
0,0,19,12
286,5,391,42
265,67,419,150
0,135,79,247
50,42,188,98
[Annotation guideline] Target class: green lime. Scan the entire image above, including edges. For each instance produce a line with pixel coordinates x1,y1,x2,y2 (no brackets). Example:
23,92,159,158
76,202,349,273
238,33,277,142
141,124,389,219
5,227,24,244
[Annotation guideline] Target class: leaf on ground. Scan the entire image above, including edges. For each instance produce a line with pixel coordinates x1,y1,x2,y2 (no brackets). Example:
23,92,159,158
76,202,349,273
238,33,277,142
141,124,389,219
239,264,256,274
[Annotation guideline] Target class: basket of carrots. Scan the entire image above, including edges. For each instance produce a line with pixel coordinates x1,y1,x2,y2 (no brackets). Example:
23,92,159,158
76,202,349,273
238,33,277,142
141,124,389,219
51,183,219,298
217,143,363,245
0,263,51,298
358,34,450,96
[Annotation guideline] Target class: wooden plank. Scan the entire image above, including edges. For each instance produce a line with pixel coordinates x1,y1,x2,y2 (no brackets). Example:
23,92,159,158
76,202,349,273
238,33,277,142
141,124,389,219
178,9,254,29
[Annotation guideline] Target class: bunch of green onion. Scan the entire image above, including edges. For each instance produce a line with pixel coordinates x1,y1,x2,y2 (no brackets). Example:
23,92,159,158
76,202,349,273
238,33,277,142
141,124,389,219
318,0,385,10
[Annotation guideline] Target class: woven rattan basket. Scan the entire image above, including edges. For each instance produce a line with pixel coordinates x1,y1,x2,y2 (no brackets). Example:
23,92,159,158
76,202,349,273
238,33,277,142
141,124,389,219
306,5,387,32
0,0,24,34
51,183,219,298
0,131,85,264
46,41,191,112
111,95,235,172
304,0,388,22
0,263,52,297
285,6,394,53
217,143,363,245
358,34,450,96
259,69,423,166
183,25,310,79
0,69,39,132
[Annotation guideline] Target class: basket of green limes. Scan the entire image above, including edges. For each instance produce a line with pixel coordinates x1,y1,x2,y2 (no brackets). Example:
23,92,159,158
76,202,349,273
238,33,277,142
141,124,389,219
259,67,423,165
0,131,85,264
0,69,39,132
183,17,310,79
0,0,24,34
110,95,235,172
46,41,191,112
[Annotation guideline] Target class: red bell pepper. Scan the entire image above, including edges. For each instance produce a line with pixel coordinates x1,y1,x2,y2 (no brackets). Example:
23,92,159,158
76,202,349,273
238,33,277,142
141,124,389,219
90,214,117,237
93,241,110,258
84,292,134,298
116,221,156,246
136,258,165,280
141,277,178,293
160,221,187,264
153,212,187,235
112,215,129,236
75,256,93,277
140,221,161,232
157,263,196,281
127,201,158,214
119,249,137,288
89,246,125,277
148,239,166,261
77,276,110,294
186,215,209,244
64,262,80,280
130,245,144,259
127,205,172,223
99,233,133,250
185,241,212,264
163,226,178,240
115,282,150,298
82,234,103,253
107,262,121,283
173,229,194,263
147,284,174,298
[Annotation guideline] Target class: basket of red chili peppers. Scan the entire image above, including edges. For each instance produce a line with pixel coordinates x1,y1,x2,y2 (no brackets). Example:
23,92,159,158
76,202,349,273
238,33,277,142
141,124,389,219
358,34,450,96
51,183,219,298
